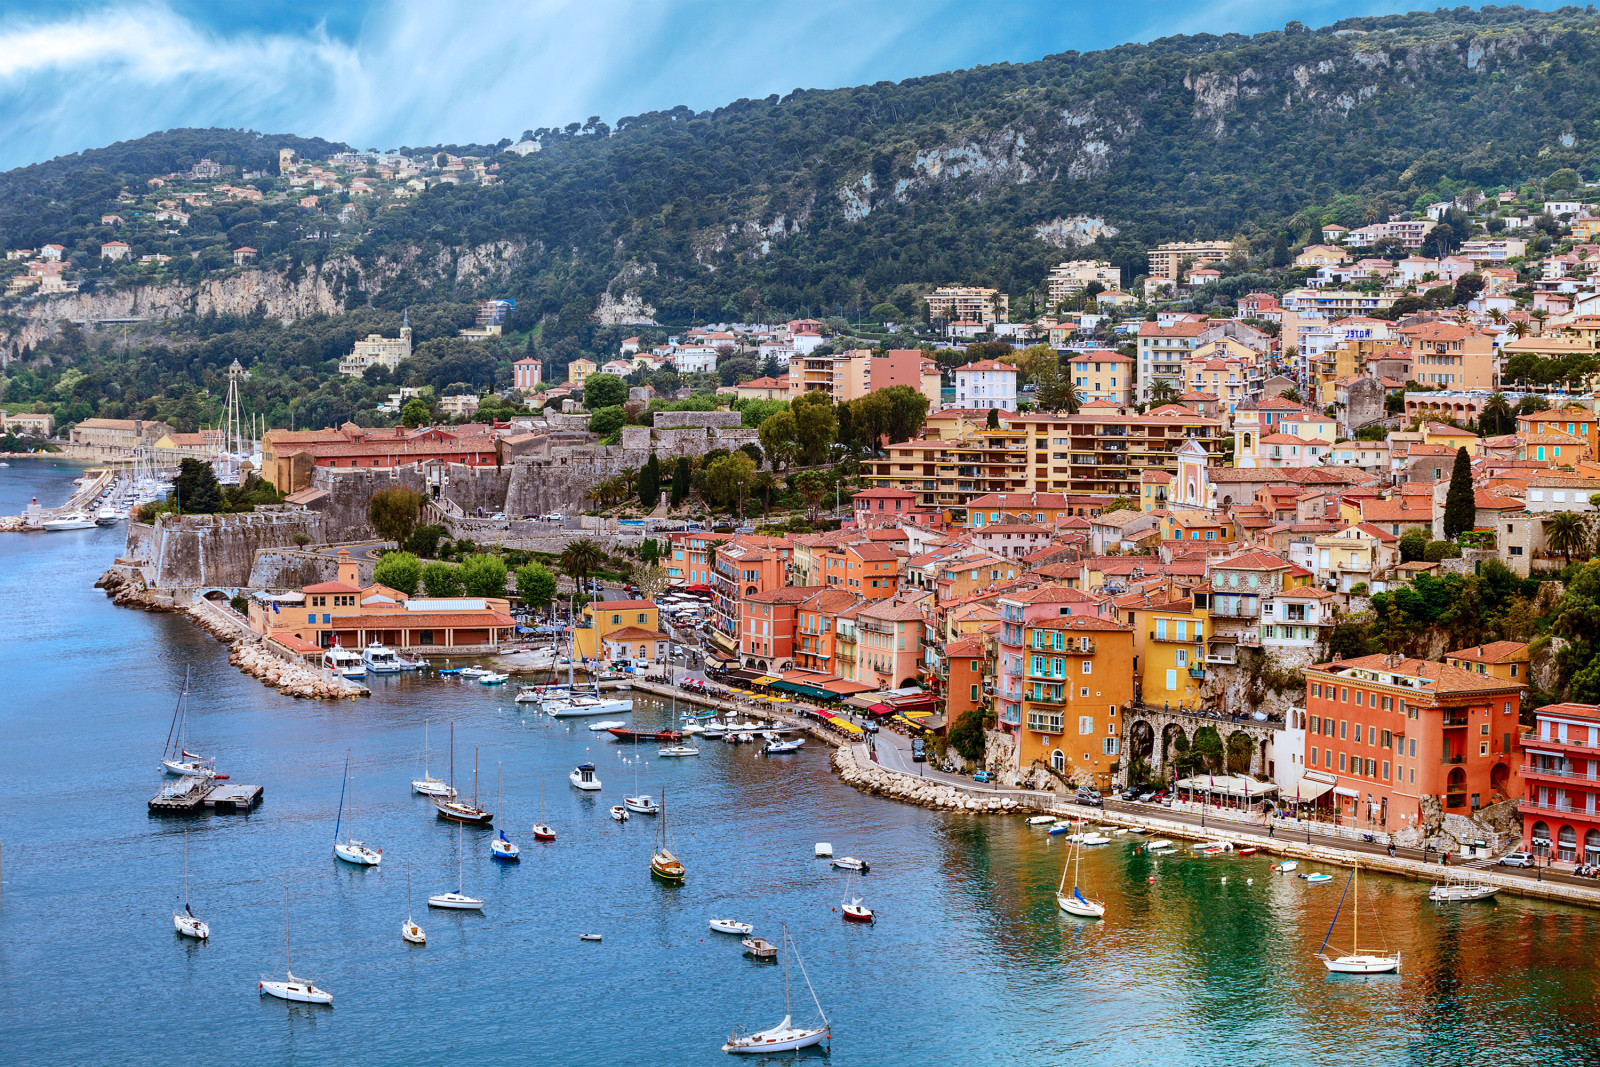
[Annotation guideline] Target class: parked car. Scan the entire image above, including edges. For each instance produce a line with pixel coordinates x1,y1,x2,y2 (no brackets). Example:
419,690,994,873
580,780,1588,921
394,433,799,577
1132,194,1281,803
1137,791,1158,803
1499,851,1537,868
972,770,994,784
1076,791,1104,808
1149,791,1169,805
1119,788,1139,801
911,737,926,762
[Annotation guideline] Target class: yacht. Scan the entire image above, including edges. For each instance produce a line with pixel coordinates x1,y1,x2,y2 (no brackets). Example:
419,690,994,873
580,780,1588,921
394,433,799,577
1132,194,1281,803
569,763,602,791
321,646,366,678
95,506,126,527
362,643,405,674
545,694,634,717
42,513,97,531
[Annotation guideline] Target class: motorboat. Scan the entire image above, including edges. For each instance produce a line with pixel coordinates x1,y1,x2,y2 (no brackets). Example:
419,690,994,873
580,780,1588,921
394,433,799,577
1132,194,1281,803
1316,862,1400,974
332,751,382,866
516,684,567,703
412,723,457,798
587,720,628,732
429,824,485,910
321,646,366,678
680,722,706,736
1303,873,1333,884
700,722,728,739
610,805,629,823
42,513,97,531
362,643,405,673
1026,815,1058,827
831,857,870,873
1079,833,1112,847
172,831,209,940
657,744,700,757
764,738,805,754
396,653,426,671
624,794,660,815
260,888,332,1005
710,919,754,935
840,896,873,923
1146,839,1174,851
1429,872,1498,902
95,506,126,526
453,666,491,679
742,936,779,960
1274,860,1299,873
580,933,603,942
570,763,602,791
476,672,509,685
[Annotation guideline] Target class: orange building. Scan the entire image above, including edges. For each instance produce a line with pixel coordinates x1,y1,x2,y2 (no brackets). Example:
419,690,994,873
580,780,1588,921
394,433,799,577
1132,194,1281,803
1304,653,1524,829
794,590,864,676
739,587,818,673
941,634,988,719
821,541,901,599
853,599,928,690
710,535,793,657
1446,641,1531,684
667,530,731,588
1014,615,1134,790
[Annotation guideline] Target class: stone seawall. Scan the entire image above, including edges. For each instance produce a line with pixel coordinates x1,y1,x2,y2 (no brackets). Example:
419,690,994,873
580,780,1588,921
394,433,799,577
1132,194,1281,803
133,510,325,588
247,543,384,589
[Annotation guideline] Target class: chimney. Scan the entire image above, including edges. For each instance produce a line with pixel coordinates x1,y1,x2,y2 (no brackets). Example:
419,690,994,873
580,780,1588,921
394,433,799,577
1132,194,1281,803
1332,652,1342,662
337,548,359,589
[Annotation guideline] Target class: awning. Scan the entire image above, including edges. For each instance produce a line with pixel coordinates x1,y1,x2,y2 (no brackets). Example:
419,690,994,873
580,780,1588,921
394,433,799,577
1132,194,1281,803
1174,775,1278,798
1285,779,1336,803
833,721,864,735
867,702,893,716
773,680,836,700
751,675,781,686
1333,786,1360,799
724,669,763,682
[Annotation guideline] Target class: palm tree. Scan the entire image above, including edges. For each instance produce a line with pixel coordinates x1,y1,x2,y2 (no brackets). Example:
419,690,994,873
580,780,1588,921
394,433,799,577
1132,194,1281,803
1149,379,1179,406
1481,392,1512,436
1544,511,1588,566
561,538,606,590
1510,319,1530,340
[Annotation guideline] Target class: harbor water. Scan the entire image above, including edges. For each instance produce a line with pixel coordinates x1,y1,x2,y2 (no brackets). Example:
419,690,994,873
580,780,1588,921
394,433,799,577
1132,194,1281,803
2,456,1598,1066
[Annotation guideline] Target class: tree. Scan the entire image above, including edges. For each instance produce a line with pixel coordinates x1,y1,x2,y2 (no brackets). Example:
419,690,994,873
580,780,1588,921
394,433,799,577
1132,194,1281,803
758,410,798,469
794,469,827,522
400,398,430,428
1399,529,1428,564
1480,392,1514,437
1442,446,1476,540
670,456,690,508
1546,511,1588,566
986,407,1000,429
174,457,222,514
879,385,929,443
1149,379,1179,406
790,392,837,464
631,563,670,602
588,405,626,437
421,561,464,597
639,452,661,509
406,523,446,557
869,302,900,322
1034,360,1081,413
372,550,421,595
582,373,627,409
639,537,661,564
947,708,988,762
460,552,509,598
561,538,605,589
705,452,757,515
515,561,557,610
368,486,425,544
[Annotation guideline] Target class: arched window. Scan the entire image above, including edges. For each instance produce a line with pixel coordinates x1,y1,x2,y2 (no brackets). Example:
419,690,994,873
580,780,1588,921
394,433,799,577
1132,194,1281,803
1533,820,1551,856
1559,824,1578,861
1243,432,1253,451
1052,749,1065,773
1586,829,1600,863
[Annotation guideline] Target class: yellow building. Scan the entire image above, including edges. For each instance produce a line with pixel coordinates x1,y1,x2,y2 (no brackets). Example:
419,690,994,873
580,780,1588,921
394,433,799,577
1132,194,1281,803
1422,422,1480,457
572,599,667,665
1013,616,1134,791
568,358,597,386
1121,597,1207,710
1445,641,1530,683
1162,509,1234,543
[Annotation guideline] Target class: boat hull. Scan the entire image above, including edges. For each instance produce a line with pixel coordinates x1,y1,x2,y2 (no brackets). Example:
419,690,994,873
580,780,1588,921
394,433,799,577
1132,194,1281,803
260,978,332,1004
569,773,602,791
1320,953,1400,974
402,922,426,944
1056,894,1106,918
840,907,873,923
334,842,382,866
651,853,685,883
431,798,493,824
1428,884,1497,902
724,1026,829,1054
532,825,556,840
427,893,485,910
412,778,457,798
710,920,753,935
174,914,209,939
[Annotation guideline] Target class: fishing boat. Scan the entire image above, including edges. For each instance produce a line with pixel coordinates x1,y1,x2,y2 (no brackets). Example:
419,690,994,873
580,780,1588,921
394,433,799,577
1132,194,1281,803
532,776,556,840
1056,823,1106,919
741,936,779,960
1316,861,1400,974
1274,860,1299,873
430,727,494,825
610,805,629,823
159,669,219,779
831,857,870,873
402,863,426,945
1428,870,1498,903
624,794,659,815
650,788,686,883
332,752,382,866
428,825,485,910
763,738,805,754
172,831,209,940
657,744,700,757
361,643,404,674
259,888,332,1005
722,927,830,1054
710,919,754,935
411,723,457,798
570,763,601,791
489,764,519,862
321,644,366,678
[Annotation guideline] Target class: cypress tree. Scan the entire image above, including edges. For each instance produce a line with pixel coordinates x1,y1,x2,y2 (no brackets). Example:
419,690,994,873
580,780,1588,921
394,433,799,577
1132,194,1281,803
639,452,661,508
670,456,690,507
1442,445,1476,540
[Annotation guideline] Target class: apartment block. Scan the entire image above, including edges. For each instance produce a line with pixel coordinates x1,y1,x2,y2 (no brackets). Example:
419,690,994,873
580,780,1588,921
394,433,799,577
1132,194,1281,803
1147,241,1234,282
1047,260,1122,306
927,286,1008,325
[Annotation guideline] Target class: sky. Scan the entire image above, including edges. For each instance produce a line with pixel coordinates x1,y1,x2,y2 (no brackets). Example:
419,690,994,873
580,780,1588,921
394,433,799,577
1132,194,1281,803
0,0,1573,170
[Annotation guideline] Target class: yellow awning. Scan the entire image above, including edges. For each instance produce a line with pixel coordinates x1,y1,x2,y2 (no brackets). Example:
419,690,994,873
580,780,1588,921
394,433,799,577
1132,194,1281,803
751,675,781,685
833,721,864,735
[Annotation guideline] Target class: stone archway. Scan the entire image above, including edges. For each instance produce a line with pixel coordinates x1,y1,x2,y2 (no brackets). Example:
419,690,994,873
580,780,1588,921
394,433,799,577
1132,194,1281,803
1225,730,1255,775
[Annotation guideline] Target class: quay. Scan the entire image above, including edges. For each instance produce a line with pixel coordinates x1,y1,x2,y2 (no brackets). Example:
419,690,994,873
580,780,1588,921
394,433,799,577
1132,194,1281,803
0,465,117,530
148,778,263,814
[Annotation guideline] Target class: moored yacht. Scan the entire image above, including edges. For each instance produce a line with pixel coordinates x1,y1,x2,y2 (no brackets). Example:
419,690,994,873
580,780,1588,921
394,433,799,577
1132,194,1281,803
362,643,404,673
42,513,97,531
321,646,366,678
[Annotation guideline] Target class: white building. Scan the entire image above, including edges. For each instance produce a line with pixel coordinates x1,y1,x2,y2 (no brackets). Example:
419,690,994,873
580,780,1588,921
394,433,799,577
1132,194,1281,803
952,359,1018,411
669,346,718,374
1046,260,1122,307
338,312,413,377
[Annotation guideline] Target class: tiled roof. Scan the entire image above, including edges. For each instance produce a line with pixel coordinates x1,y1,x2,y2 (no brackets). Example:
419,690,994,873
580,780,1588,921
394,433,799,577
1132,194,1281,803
944,635,985,658
302,581,362,594
603,626,669,641
1029,615,1132,633
591,599,656,610
1311,653,1524,695
1446,641,1528,663
1212,550,1291,570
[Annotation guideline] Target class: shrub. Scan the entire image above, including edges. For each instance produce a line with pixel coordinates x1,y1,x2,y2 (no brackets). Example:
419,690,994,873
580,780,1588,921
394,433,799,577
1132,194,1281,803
406,524,446,557
460,553,509,598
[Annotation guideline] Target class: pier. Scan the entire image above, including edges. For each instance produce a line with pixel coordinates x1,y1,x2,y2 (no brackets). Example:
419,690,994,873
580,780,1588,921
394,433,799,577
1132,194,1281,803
1,466,117,530
148,778,263,814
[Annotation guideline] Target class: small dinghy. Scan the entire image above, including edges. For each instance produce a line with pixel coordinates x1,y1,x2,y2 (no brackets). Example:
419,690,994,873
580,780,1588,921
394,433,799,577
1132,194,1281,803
1237,847,1258,856
1274,860,1299,873
657,744,700,757
1147,839,1173,850
1302,872,1333,884
1026,815,1057,826
610,805,629,823
741,936,779,960
588,720,628,732
831,857,870,873
580,933,603,942
840,895,874,924
710,919,754,935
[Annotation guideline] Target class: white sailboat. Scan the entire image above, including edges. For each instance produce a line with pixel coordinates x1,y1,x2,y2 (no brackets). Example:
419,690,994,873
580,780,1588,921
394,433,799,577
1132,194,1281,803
532,775,555,841
402,863,426,945
429,824,485,910
1056,822,1106,919
333,751,381,866
722,927,830,1054
172,831,209,940
411,722,457,798
160,669,216,779
1316,860,1400,974
490,763,520,861
259,887,333,1005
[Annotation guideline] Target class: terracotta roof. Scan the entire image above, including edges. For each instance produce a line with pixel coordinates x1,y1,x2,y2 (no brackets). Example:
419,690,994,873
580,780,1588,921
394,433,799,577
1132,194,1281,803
1310,653,1524,695
591,599,657,610
944,635,985,658
302,581,362,594
856,600,929,622
959,359,1016,372
602,626,669,641
1212,551,1291,571
1029,615,1132,633
1446,641,1528,663
745,587,822,605
1475,490,1522,509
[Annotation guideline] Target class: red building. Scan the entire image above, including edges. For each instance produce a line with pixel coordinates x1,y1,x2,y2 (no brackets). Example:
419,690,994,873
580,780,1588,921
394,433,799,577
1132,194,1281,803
852,488,920,528
1304,653,1523,831
1520,703,1600,865
739,587,817,674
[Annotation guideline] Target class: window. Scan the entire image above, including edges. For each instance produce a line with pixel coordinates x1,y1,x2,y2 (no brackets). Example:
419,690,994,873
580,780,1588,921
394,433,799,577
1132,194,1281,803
1078,716,1094,734
1339,753,1347,771
970,685,979,701
307,613,315,624
1340,720,1347,740
1103,737,1119,755
1310,749,1319,766
612,614,621,625
1480,723,1489,736
1480,742,1489,756
1082,660,1092,674
1409,739,1416,757
1052,749,1065,772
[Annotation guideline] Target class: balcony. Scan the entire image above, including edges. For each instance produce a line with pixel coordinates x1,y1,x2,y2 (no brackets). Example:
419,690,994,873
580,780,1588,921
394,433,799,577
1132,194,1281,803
1520,799,1596,815
1204,652,1237,665
1027,690,1066,705
1149,630,1201,644
1524,763,1599,782
1442,714,1470,727
1441,755,1466,765
1026,711,1064,735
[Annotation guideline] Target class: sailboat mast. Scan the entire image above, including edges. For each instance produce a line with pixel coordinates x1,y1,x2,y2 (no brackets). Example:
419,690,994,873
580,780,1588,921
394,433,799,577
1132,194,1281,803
283,886,292,975
334,752,349,844
1352,862,1359,952
183,831,190,906
473,747,479,808
448,723,455,792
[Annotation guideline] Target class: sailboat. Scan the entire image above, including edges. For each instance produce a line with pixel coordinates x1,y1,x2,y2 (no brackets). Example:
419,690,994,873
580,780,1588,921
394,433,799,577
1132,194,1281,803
1056,821,1105,919
428,823,485,910
160,668,218,779
722,926,830,1054
172,831,209,940
650,787,686,883
490,763,520,861
333,751,382,866
402,863,426,944
430,725,493,825
411,722,457,798
532,776,556,841
259,887,333,1004
624,752,658,814
1316,860,1400,974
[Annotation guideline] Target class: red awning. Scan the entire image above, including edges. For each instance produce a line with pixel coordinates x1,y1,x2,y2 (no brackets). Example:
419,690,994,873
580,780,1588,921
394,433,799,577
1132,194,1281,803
867,703,894,716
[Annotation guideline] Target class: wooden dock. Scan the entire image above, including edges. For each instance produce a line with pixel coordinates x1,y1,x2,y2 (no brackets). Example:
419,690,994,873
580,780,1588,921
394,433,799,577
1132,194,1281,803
148,778,262,814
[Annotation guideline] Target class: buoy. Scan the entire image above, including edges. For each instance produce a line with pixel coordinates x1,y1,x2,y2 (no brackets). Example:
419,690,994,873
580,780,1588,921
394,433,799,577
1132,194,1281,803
1247,878,1254,885
1221,877,1228,884
1148,876,1155,882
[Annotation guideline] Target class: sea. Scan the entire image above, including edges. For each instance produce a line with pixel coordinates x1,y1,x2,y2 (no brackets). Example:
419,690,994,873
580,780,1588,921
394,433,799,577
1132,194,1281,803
1,455,1598,1066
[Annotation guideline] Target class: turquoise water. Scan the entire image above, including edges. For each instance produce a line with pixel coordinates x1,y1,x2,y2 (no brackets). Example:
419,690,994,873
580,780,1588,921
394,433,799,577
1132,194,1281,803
2,456,1598,1065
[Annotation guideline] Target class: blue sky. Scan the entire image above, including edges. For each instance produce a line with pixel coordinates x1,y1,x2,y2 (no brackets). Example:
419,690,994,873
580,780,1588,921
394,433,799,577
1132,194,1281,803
0,0,1571,170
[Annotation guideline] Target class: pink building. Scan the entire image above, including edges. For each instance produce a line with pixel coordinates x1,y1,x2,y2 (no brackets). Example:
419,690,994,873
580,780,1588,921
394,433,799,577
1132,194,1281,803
1521,703,1600,865
993,585,1109,734
514,357,542,391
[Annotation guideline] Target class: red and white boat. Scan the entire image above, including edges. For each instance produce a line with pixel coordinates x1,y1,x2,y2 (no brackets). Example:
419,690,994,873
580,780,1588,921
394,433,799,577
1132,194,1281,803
840,895,873,924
